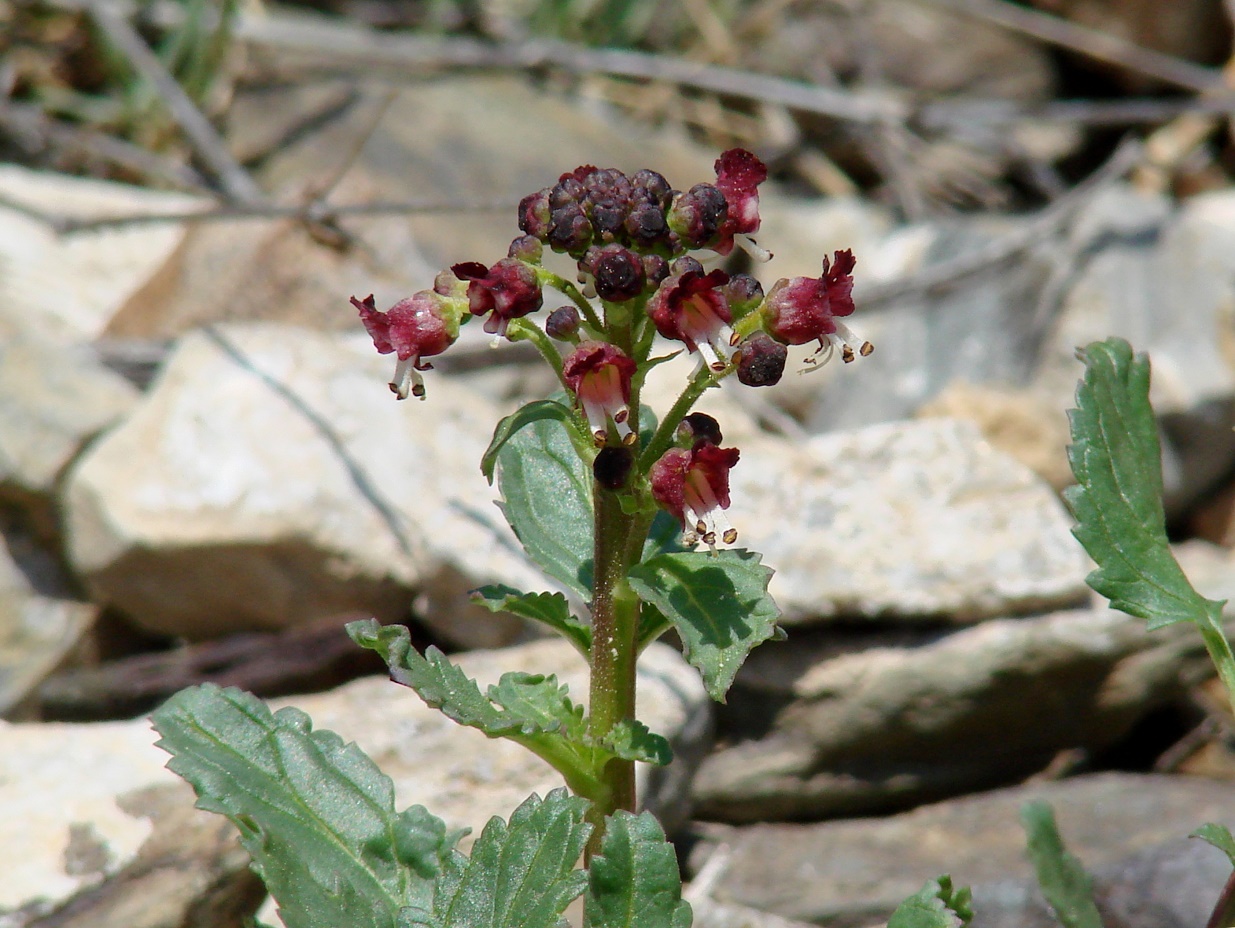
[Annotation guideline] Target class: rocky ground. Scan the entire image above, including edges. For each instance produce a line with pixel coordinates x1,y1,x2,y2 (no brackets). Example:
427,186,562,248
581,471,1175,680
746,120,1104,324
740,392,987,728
7,1,1235,927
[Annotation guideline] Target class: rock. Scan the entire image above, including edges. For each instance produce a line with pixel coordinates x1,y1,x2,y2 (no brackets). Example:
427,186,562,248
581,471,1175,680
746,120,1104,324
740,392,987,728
61,323,543,645
693,607,1205,822
0,332,140,542
0,536,94,719
0,639,706,924
687,772,1235,927
728,418,1089,624
0,166,200,344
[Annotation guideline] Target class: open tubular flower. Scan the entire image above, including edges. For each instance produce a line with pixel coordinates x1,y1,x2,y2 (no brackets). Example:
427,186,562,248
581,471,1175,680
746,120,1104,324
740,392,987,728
451,258,543,338
352,292,459,400
650,441,741,548
646,269,735,372
713,148,767,257
563,342,638,446
760,249,871,365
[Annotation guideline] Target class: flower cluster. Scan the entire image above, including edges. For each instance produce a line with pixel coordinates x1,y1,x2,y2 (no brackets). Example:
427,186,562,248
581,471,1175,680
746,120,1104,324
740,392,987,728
352,149,871,548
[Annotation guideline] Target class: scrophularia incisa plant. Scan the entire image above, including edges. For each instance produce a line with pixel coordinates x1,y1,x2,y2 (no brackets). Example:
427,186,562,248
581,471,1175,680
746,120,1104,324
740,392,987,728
151,151,894,928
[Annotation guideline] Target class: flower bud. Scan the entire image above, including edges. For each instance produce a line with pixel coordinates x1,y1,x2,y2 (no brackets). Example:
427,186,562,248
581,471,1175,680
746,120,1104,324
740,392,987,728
518,189,552,240
545,305,581,341
631,168,671,206
593,446,634,491
507,234,543,263
625,201,668,245
667,183,728,249
548,203,593,254
676,412,723,447
671,255,705,276
588,244,646,302
642,254,670,286
735,332,787,387
722,273,764,321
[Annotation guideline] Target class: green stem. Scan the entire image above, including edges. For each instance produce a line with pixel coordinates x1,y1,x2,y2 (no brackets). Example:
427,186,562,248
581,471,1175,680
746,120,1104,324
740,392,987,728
1200,622,1235,716
540,271,605,334
638,364,717,470
507,318,568,390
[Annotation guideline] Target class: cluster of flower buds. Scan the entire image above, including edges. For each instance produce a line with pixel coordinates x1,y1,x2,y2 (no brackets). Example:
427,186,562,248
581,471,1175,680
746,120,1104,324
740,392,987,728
352,149,872,548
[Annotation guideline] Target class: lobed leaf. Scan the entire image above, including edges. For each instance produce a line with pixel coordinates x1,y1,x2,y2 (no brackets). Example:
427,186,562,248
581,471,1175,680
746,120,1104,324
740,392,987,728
1020,801,1102,928
152,684,465,928
887,877,973,928
1065,338,1227,631
471,585,591,656
407,789,591,928
627,549,780,701
601,720,673,766
584,811,692,928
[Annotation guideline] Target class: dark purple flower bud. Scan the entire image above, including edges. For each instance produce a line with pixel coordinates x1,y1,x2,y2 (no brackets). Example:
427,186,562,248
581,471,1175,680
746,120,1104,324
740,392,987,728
667,183,728,249
642,254,669,285
551,170,591,208
761,249,869,363
646,269,734,371
722,273,764,320
451,258,543,338
563,341,638,445
649,441,741,547
590,199,627,240
735,332,787,387
588,244,646,302
546,305,581,341
519,188,552,240
713,148,767,256
508,234,543,263
594,446,634,491
671,256,705,276
676,412,723,447
548,203,593,254
631,169,671,205
625,202,668,244
352,291,461,400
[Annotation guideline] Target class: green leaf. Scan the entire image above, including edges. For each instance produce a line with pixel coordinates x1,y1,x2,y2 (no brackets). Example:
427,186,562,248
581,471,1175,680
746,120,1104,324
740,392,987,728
887,877,973,928
1020,801,1103,928
1193,823,1235,868
471,585,591,655
408,789,591,928
496,412,594,599
584,811,692,928
627,549,780,701
601,720,673,766
481,400,576,485
1065,338,1227,631
152,684,465,928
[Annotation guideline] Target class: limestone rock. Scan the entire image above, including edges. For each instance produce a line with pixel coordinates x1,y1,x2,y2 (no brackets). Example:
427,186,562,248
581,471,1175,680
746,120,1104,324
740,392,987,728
728,418,1089,624
61,323,542,644
0,639,707,925
689,773,1235,927
694,607,1204,821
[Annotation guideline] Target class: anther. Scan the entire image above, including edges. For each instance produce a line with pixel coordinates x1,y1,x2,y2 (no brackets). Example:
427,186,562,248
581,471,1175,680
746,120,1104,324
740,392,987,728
842,345,855,363
722,528,738,544
860,341,874,357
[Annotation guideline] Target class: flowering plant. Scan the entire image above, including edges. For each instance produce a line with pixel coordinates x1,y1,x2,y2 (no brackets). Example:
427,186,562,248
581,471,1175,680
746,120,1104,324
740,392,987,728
150,151,882,928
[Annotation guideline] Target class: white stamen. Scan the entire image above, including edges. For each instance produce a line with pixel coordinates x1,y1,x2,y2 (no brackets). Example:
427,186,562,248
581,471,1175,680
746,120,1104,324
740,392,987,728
735,234,773,263
390,357,423,401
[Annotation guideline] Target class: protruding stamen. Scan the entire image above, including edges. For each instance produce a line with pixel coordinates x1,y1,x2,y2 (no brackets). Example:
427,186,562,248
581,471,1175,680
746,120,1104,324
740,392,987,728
735,234,773,263
722,528,738,544
860,341,874,357
391,357,423,401
614,407,629,424
842,345,855,363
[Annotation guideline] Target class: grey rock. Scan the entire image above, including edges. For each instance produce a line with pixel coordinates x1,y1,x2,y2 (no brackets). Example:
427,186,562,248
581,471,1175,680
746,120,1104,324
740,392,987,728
61,323,545,644
694,608,1204,822
727,419,1089,625
688,773,1235,928
0,639,707,924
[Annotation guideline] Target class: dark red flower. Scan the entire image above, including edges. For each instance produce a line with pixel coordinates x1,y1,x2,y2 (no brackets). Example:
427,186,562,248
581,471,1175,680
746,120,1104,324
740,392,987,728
760,249,870,364
646,269,734,372
451,258,543,338
734,332,787,387
713,148,767,256
650,441,741,547
562,342,638,445
352,292,458,400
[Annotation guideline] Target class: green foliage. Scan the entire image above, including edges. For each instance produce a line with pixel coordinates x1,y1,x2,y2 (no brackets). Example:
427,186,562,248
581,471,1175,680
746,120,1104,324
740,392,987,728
1066,338,1235,706
471,585,591,656
481,400,577,484
1192,823,1235,867
1020,801,1102,928
401,790,592,928
887,877,973,928
495,413,595,599
584,811,693,928
152,684,465,928
627,549,780,700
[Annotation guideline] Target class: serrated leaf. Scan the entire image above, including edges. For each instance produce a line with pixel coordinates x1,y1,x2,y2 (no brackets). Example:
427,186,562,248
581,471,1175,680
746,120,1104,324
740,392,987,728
471,585,591,655
488,672,589,742
412,789,591,928
1020,801,1103,928
481,400,576,484
887,877,973,928
152,684,464,928
584,811,692,928
1193,823,1235,867
496,412,594,599
1066,338,1227,631
601,720,672,766
627,549,780,701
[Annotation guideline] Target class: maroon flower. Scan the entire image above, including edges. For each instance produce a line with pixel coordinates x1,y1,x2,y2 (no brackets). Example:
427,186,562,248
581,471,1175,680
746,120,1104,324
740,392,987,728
760,249,871,364
646,270,735,372
451,258,543,338
734,332,787,387
563,342,638,445
650,441,741,547
352,292,458,400
713,148,767,256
